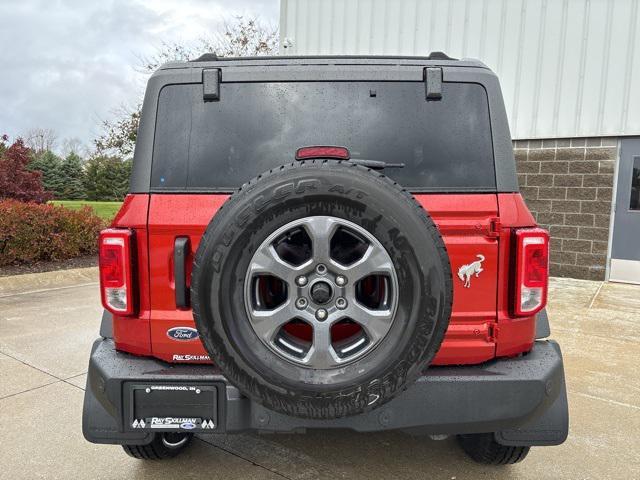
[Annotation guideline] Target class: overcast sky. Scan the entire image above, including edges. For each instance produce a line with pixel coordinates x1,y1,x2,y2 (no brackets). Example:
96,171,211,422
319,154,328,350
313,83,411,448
0,0,279,153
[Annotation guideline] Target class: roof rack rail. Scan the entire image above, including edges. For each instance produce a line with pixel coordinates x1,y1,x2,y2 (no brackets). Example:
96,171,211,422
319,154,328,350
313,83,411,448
426,51,457,61
190,52,458,63
192,53,219,62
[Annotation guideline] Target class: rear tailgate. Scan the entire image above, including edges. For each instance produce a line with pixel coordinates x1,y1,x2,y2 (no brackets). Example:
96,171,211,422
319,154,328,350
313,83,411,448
147,194,228,362
146,193,500,365
416,194,499,365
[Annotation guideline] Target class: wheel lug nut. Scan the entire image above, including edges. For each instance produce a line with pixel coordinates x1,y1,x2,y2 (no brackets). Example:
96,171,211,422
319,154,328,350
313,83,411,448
335,275,347,286
336,297,347,309
295,297,308,309
316,264,327,275
315,308,328,321
296,276,308,287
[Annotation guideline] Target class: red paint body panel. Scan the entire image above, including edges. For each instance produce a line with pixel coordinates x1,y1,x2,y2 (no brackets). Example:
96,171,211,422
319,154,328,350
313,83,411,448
111,192,541,366
109,194,152,356
147,195,228,362
416,194,499,365
498,193,536,227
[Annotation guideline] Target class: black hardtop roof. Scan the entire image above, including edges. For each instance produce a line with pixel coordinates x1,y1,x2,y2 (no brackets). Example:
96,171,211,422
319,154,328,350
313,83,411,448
158,52,490,71
131,51,516,194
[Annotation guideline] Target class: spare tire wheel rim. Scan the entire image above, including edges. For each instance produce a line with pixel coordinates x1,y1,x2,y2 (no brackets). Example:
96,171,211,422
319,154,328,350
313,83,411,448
244,215,399,369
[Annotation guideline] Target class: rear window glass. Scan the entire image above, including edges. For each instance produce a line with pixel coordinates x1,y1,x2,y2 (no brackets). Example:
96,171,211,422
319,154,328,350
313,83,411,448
151,81,496,191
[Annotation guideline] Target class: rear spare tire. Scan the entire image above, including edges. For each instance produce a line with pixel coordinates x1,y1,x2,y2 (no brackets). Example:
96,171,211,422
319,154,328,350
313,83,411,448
191,160,452,419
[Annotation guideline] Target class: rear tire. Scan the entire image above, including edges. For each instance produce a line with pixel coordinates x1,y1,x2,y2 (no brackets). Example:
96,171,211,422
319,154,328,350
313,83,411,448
457,433,530,465
122,433,193,460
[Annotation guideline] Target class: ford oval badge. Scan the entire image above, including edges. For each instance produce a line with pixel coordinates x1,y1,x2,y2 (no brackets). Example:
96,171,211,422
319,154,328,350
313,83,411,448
180,422,196,430
167,327,199,341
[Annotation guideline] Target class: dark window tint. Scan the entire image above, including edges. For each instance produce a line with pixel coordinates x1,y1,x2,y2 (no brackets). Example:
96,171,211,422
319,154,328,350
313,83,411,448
152,81,496,191
631,156,640,210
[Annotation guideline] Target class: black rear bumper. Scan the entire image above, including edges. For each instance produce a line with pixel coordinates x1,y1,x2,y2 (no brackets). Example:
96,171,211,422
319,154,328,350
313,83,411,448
82,338,568,447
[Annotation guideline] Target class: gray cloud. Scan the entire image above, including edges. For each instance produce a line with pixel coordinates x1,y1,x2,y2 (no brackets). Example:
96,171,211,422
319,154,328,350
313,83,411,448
0,0,278,152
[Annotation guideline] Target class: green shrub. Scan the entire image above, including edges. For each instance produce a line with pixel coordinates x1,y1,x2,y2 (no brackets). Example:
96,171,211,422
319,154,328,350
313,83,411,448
0,200,105,266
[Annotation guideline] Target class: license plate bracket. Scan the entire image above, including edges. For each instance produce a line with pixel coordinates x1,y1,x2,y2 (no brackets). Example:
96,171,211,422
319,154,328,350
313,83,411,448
126,383,218,432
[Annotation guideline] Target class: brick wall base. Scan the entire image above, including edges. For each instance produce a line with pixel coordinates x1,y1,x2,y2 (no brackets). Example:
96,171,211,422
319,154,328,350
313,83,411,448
513,137,618,280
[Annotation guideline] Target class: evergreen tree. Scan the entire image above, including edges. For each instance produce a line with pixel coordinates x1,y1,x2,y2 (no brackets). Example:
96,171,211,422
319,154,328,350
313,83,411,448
29,150,64,198
58,152,86,199
83,156,131,201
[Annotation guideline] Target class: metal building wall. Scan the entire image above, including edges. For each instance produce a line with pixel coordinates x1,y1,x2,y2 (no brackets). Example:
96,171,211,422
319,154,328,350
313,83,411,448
279,0,640,140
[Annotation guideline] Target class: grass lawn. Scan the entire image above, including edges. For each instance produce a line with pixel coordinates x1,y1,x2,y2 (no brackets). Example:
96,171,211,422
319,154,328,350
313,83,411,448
53,200,122,220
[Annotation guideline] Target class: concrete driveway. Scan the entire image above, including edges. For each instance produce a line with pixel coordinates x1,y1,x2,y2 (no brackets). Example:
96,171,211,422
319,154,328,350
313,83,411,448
1,268,639,479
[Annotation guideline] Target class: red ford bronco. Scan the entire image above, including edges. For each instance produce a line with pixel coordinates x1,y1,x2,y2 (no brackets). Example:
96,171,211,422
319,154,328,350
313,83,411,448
83,54,568,464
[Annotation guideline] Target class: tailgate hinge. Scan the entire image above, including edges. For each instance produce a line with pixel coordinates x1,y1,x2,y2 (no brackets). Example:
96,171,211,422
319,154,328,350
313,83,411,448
488,217,502,238
489,323,498,341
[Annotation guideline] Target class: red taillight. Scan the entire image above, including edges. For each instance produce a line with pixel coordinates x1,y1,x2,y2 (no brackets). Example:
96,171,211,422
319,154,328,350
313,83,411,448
514,228,549,316
295,146,350,160
99,228,135,315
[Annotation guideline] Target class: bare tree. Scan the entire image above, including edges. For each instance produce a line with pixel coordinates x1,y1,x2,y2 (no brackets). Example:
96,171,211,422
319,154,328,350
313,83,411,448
95,16,278,157
94,107,141,157
24,128,58,154
60,137,87,158
140,16,278,72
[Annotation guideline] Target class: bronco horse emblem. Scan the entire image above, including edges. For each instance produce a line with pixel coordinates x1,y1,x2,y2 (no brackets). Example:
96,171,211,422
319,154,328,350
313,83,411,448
457,254,485,288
